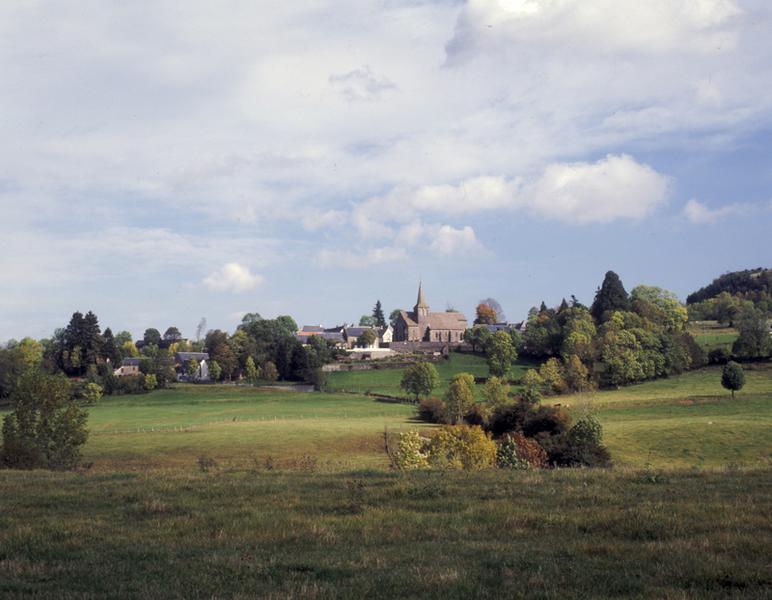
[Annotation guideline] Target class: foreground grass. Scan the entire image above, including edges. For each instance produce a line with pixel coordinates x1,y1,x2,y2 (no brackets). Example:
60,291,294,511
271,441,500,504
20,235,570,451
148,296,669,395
0,467,770,599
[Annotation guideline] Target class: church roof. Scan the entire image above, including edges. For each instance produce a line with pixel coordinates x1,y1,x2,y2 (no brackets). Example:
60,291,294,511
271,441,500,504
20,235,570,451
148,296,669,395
424,311,468,330
399,310,418,327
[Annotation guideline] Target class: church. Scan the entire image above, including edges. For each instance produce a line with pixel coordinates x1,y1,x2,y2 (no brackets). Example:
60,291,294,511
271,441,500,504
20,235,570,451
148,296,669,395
393,283,468,343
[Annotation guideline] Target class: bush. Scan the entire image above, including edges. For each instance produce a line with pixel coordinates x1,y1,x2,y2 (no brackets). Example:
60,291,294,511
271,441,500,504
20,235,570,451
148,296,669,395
464,403,490,427
497,432,547,469
522,405,571,439
81,382,103,405
1,371,88,470
542,415,611,467
393,430,429,470
708,347,730,365
426,425,497,470
488,401,531,437
418,397,446,423
144,374,158,391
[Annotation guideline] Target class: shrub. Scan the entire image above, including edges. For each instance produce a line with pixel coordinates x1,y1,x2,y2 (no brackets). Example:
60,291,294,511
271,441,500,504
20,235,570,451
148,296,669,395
488,400,531,437
417,397,446,423
393,430,429,470
708,347,730,365
426,425,497,470
497,432,547,469
522,405,570,439
543,415,611,467
1,371,88,470
539,358,567,395
519,387,542,406
144,374,158,391
464,403,491,427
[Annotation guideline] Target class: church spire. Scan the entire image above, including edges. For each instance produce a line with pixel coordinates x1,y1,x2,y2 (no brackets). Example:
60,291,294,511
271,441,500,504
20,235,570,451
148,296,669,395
415,281,429,320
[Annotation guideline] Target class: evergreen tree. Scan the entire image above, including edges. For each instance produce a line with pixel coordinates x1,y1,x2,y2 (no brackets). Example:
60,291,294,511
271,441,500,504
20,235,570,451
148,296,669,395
102,328,122,367
721,361,745,399
372,300,387,328
591,271,630,321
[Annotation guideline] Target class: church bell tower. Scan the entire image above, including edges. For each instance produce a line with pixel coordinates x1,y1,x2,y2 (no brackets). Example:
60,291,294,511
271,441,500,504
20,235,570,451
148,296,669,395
414,281,429,322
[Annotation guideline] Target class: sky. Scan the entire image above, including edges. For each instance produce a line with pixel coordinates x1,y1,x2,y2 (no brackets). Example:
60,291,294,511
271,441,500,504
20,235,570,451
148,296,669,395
1,0,771,341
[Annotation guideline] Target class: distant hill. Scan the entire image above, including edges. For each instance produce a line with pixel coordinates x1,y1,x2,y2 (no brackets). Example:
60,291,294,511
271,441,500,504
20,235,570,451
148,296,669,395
686,268,771,304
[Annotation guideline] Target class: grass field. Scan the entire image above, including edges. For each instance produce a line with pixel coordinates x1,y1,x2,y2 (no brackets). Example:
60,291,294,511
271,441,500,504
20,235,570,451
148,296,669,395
2,358,772,597
1,467,770,598
326,352,536,398
688,320,739,352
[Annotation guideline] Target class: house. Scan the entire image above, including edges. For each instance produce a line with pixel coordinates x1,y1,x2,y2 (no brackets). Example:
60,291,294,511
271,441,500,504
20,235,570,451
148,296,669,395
114,357,141,377
344,326,380,349
295,326,347,349
393,282,468,343
379,325,393,346
174,352,210,382
484,321,526,334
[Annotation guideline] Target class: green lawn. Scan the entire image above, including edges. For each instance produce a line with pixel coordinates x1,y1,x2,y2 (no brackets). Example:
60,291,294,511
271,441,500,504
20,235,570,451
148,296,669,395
1,467,770,598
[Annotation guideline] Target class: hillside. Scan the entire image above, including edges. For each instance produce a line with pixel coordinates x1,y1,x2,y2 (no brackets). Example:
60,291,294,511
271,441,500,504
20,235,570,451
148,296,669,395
686,268,771,304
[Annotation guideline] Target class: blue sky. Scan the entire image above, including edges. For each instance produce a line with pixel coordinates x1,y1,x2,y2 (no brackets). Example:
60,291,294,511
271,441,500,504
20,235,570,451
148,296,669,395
1,0,770,341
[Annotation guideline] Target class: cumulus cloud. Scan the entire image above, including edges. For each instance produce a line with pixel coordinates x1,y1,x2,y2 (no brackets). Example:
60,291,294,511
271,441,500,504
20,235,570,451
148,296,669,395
351,154,670,233
520,154,671,223
202,263,265,293
682,198,766,224
429,224,485,256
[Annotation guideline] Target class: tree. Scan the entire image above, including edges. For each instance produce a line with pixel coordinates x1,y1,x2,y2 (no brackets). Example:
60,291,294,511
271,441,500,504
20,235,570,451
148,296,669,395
261,361,279,382
721,361,745,399
474,303,497,325
102,328,122,366
244,356,259,384
590,271,630,321
186,358,200,381
205,330,237,380
143,328,162,347
209,360,222,382
631,285,688,331
465,325,492,353
444,372,475,424
389,309,402,328
731,310,772,360
482,375,510,408
372,300,386,328
400,361,440,402
485,330,517,377
563,355,593,392
1,371,88,470
359,315,375,327
539,358,566,394
163,327,182,342
239,313,263,328
479,298,505,322
357,329,377,348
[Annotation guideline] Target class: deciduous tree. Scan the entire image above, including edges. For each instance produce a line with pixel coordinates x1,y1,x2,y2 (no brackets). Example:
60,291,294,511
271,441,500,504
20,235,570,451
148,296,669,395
721,361,745,399
400,361,440,402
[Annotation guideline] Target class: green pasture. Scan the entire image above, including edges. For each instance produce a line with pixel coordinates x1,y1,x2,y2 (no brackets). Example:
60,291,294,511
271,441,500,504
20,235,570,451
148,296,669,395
1,467,770,598
326,352,535,398
688,320,738,352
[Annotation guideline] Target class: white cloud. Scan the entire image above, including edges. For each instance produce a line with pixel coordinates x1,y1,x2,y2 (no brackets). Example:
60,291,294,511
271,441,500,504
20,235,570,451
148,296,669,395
521,154,671,223
429,224,485,256
351,154,670,231
682,198,764,224
202,263,265,293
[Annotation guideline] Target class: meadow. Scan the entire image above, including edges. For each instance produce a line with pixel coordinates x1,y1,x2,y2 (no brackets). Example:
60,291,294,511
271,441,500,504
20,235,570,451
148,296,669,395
687,320,739,353
1,356,771,597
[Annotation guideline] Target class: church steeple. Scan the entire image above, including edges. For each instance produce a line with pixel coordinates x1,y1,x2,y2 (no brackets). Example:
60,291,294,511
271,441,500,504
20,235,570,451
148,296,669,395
414,281,429,320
